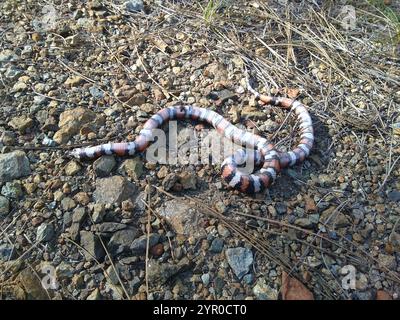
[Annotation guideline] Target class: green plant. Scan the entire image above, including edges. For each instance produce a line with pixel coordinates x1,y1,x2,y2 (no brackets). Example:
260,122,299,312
202,0,221,25
368,0,400,46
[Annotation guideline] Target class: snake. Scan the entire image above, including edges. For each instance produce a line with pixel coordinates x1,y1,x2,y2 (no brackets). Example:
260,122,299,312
69,82,314,194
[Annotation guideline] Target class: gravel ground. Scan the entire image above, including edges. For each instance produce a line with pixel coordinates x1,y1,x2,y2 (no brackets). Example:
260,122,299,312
0,0,399,300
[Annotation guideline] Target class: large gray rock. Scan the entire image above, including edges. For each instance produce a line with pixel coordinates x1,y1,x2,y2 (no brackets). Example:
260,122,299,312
225,247,253,280
0,151,31,182
93,176,136,204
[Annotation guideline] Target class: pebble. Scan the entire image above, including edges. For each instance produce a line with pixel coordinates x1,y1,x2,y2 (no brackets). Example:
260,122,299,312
281,271,314,300
65,161,81,176
159,200,206,237
253,278,278,300
36,223,55,243
275,202,287,215
53,107,98,144
89,86,104,99
108,228,139,256
179,172,197,190
209,238,224,253
0,244,16,262
80,231,105,261
225,247,253,279
118,158,143,180
130,233,160,253
387,190,400,202
93,156,116,177
9,116,33,133
201,273,211,286
294,218,315,229
93,176,137,204
1,181,23,199
0,196,10,216
0,49,18,62
124,0,144,13
0,151,31,182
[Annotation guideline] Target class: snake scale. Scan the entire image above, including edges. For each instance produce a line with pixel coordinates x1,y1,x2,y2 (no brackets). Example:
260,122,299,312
70,82,314,194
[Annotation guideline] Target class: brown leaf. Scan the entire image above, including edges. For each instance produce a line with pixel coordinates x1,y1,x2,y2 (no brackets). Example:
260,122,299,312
281,271,314,300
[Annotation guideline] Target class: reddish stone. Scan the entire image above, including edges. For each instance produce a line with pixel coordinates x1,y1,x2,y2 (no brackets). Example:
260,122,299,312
281,271,314,300
304,195,317,213
376,290,392,300
150,243,164,257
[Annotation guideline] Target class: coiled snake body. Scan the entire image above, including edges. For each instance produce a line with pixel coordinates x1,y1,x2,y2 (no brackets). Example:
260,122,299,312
70,84,314,194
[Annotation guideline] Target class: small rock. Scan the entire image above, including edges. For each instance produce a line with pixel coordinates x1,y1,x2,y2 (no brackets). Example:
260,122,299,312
162,173,178,191
0,196,10,216
242,273,254,285
0,244,16,262
118,158,143,180
150,243,164,257
253,278,278,300
130,233,160,253
61,197,76,211
56,262,75,279
36,223,55,243
65,161,81,176
108,228,139,256
304,195,317,213
124,0,144,13
209,238,224,253
388,190,400,202
376,290,392,300
1,181,23,199
159,200,206,237
378,253,396,269
93,176,137,204
72,207,87,224
281,271,314,300
89,86,104,99
18,268,49,300
53,107,97,144
87,288,102,300
0,49,18,62
275,202,287,215
9,116,33,133
294,218,315,229
217,224,231,237
179,172,197,190
94,156,116,177
92,222,126,233
64,76,84,87
80,231,105,261
0,151,31,182
92,203,105,223
201,273,210,286
147,258,190,286
225,247,253,279
157,166,168,179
